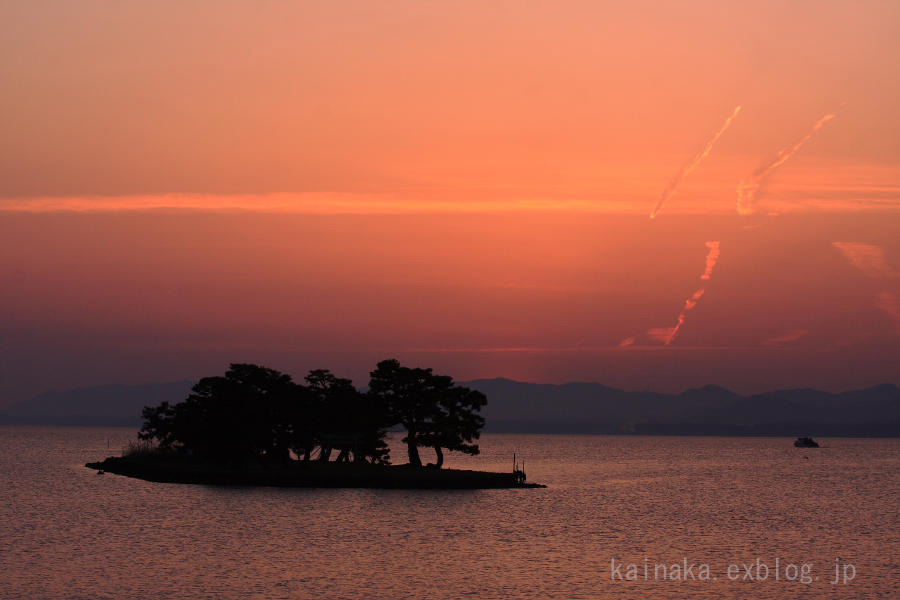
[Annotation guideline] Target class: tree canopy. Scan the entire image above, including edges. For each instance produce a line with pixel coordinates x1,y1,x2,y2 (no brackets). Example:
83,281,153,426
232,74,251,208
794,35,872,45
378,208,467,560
139,359,485,468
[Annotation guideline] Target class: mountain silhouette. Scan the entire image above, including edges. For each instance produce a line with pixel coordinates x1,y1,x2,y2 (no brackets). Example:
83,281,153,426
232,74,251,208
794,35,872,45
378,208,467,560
467,379,900,436
2,378,898,435
1,382,193,426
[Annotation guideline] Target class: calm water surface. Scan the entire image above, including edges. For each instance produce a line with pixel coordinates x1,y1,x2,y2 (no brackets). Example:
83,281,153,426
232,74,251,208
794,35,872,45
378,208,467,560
1,427,898,599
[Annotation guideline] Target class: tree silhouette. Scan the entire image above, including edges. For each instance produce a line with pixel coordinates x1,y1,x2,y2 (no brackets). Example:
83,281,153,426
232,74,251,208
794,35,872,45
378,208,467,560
420,384,486,468
368,359,486,468
227,363,298,464
368,359,434,467
305,369,350,462
305,369,390,464
140,360,481,468
140,363,301,464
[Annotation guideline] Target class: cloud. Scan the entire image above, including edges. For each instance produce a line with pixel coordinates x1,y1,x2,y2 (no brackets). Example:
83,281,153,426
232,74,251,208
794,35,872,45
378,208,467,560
833,242,900,336
761,329,808,347
0,193,609,215
832,242,899,279
0,193,670,215
875,291,900,333
3,159,900,217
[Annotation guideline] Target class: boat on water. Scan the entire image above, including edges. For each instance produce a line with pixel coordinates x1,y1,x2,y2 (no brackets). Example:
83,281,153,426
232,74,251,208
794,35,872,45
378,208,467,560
794,437,819,448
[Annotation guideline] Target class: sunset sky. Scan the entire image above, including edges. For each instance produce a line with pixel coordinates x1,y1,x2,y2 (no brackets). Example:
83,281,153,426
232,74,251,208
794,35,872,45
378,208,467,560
2,1,899,406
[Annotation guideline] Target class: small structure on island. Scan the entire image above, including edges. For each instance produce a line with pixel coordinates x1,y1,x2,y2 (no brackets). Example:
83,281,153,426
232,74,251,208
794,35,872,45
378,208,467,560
513,453,527,485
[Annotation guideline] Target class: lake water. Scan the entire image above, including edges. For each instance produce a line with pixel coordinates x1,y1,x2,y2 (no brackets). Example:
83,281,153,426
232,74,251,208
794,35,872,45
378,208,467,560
1,426,898,599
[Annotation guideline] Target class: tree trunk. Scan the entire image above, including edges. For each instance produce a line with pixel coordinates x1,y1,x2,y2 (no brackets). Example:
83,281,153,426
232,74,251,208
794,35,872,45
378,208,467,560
336,448,350,463
432,446,444,469
406,430,422,467
319,444,332,462
303,447,312,462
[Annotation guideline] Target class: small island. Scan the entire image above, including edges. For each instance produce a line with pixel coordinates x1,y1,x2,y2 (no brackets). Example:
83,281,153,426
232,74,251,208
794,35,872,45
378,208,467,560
87,360,543,489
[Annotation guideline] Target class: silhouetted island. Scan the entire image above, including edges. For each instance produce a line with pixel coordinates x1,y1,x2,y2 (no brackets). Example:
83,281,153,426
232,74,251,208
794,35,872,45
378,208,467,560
86,360,544,489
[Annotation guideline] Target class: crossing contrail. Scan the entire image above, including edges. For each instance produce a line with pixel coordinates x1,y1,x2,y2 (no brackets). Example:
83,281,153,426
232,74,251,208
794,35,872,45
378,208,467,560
650,106,742,219
736,112,836,216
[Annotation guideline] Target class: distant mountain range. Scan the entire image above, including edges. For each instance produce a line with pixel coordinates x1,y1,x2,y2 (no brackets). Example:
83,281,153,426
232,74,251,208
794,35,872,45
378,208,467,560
0,382,194,426
469,379,900,436
2,378,898,436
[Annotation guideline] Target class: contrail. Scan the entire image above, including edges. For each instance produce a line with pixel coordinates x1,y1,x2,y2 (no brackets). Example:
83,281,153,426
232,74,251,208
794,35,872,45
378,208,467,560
650,106,742,219
649,241,721,345
700,240,721,280
736,112,836,216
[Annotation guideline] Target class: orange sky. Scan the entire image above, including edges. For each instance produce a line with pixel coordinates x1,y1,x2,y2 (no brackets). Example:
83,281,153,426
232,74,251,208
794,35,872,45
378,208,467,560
1,1,898,404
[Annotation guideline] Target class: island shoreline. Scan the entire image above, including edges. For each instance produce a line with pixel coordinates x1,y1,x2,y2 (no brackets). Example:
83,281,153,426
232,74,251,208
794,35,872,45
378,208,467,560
86,455,545,489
